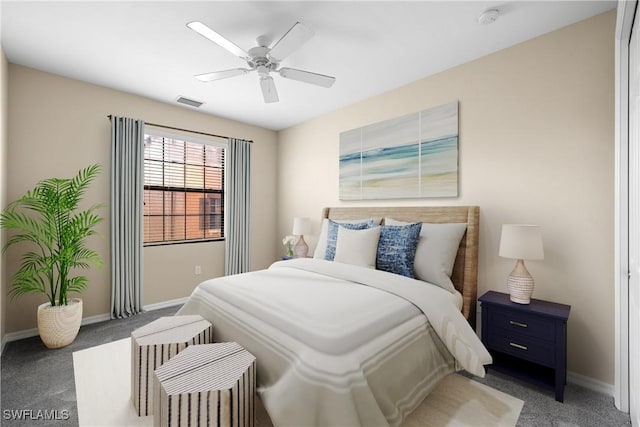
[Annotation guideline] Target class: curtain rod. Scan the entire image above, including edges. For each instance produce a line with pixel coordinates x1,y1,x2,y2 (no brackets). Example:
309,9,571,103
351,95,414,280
107,115,253,144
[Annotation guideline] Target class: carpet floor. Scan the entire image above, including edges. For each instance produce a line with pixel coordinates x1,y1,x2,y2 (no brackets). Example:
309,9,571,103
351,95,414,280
73,338,522,426
1,305,633,426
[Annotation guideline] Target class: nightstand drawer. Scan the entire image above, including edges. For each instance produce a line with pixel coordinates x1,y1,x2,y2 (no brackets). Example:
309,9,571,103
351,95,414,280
487,331,555,367
488,308,555,341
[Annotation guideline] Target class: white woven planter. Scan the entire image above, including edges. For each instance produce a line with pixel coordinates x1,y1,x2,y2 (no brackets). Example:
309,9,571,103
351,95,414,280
37,298,83,349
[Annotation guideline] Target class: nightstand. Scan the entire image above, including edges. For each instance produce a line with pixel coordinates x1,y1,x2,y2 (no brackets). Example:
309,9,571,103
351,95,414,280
479,291,571,402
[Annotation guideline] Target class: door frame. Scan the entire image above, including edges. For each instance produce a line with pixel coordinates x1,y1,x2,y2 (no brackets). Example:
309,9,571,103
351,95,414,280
615,0,635,413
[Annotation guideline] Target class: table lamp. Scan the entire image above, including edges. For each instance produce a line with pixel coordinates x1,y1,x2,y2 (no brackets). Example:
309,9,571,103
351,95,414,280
292,217,311,258
499,224,544,304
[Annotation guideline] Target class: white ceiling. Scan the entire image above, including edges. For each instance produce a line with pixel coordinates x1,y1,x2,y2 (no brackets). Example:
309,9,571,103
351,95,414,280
1,1,616,131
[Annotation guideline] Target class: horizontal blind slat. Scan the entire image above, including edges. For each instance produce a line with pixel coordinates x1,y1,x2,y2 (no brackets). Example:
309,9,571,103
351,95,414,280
143,134,225,244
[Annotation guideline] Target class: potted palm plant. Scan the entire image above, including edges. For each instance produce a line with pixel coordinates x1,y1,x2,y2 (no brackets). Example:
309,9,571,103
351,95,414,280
0,164,103,348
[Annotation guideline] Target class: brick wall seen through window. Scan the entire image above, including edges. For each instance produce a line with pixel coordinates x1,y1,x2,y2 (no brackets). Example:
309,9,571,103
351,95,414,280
143,134,225,245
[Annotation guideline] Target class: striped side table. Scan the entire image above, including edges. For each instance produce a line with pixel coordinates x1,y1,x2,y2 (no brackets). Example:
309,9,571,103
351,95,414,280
153,342,256,427
131,315,213,416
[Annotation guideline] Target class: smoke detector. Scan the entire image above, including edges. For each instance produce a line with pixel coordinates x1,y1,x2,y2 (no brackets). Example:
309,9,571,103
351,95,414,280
478,9,500,25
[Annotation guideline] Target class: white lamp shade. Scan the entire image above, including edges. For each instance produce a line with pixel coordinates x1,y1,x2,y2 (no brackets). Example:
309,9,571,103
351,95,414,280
292,217,311,236
499,224,544,260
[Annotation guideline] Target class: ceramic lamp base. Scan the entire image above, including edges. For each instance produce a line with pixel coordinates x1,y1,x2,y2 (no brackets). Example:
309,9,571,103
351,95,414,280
507,259,534,304
294,235,309,258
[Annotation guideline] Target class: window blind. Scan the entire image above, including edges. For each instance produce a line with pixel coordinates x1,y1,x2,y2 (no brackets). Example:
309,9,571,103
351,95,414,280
143,134,225,244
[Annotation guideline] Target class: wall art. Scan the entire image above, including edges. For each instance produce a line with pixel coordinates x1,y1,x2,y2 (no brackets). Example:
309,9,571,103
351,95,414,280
339,101,458,200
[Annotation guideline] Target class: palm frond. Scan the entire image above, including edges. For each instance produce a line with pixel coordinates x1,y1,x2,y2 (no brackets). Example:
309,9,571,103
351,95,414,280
8,272,48,301
69,247,103,267
17,251,52,272
0,164,104,305
66,276,89,294
67,211,104,238
0,211,53,246
66,164,101,209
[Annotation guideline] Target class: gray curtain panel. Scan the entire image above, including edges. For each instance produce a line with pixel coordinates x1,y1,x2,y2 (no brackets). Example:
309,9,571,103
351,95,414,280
225,138,252,275
110,116,144,318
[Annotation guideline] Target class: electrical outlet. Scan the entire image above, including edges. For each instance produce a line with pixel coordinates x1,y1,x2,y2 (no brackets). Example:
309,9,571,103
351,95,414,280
195,265,201,275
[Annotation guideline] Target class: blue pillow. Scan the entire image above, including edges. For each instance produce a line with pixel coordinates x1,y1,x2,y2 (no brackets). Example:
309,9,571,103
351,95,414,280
324,219,375,261
376,223,422,278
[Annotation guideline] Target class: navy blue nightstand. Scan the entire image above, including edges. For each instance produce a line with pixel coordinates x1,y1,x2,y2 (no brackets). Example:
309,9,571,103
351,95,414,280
479,291,571,402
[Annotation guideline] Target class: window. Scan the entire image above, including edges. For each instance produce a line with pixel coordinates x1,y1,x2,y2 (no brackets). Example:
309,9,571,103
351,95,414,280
143,133,225,245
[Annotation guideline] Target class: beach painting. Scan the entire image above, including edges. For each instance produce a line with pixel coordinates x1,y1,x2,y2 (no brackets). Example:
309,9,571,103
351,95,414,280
339,101,458,200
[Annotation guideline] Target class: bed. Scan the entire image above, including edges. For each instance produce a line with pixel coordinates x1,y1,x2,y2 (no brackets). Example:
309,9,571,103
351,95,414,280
177,206,491,427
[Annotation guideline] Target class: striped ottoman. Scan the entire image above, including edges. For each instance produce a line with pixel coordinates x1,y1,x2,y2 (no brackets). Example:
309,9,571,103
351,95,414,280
153,342,256,427
131,315,213,416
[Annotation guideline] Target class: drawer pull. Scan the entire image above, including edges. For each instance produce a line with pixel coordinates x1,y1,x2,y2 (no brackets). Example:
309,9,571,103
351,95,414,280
509,342,528,351
509,320,528,328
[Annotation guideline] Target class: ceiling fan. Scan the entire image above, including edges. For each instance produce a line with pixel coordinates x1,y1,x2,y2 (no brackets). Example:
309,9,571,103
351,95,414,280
187,21,336,103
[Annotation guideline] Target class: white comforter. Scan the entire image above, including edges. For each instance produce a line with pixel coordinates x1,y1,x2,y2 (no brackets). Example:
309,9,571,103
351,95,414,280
177,258,492,426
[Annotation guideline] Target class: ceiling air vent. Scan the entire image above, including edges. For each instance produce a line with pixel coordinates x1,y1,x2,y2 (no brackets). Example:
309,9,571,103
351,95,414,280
176,96,204,108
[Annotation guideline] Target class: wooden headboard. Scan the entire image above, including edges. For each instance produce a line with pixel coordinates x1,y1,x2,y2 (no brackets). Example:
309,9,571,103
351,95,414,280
322,206,480,329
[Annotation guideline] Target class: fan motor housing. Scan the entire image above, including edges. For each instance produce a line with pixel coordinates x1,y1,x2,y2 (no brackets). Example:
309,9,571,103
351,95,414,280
247,46,279,71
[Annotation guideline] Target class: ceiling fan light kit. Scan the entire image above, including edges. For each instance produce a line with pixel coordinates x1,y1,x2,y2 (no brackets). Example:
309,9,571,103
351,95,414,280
187,20,336,103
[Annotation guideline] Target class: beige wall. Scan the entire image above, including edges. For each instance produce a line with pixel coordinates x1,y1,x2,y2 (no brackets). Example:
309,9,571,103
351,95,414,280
6,65,278,332
277,11,615,384
1,47,8,344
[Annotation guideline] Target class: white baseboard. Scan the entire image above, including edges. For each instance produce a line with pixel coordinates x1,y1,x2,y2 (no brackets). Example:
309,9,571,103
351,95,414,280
2,311,112,347
567,370,614,396
1,298,187,352
142,297,188,312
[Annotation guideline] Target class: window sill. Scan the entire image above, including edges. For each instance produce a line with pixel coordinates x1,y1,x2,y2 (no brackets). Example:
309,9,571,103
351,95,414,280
144,238,225,247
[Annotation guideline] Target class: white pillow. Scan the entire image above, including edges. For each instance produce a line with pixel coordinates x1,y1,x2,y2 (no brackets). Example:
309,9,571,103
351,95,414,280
385,218,467,293
334,226,381,268
313,217,382,259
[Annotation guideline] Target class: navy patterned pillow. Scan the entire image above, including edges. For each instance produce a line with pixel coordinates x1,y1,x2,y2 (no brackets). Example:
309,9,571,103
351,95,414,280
324,219,375,261
376,223,422,278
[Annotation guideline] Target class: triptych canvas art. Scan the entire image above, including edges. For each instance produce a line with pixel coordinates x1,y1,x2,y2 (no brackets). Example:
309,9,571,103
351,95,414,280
339,101,459,200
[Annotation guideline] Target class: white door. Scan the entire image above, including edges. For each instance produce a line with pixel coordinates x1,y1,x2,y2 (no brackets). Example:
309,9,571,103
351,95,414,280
628,16,640,425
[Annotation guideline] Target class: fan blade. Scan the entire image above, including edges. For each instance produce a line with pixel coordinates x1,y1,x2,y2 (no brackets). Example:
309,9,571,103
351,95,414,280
187,21,249,60
195,68,251,82
260,76,279,103
279,67,336,88
268,22,314,62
